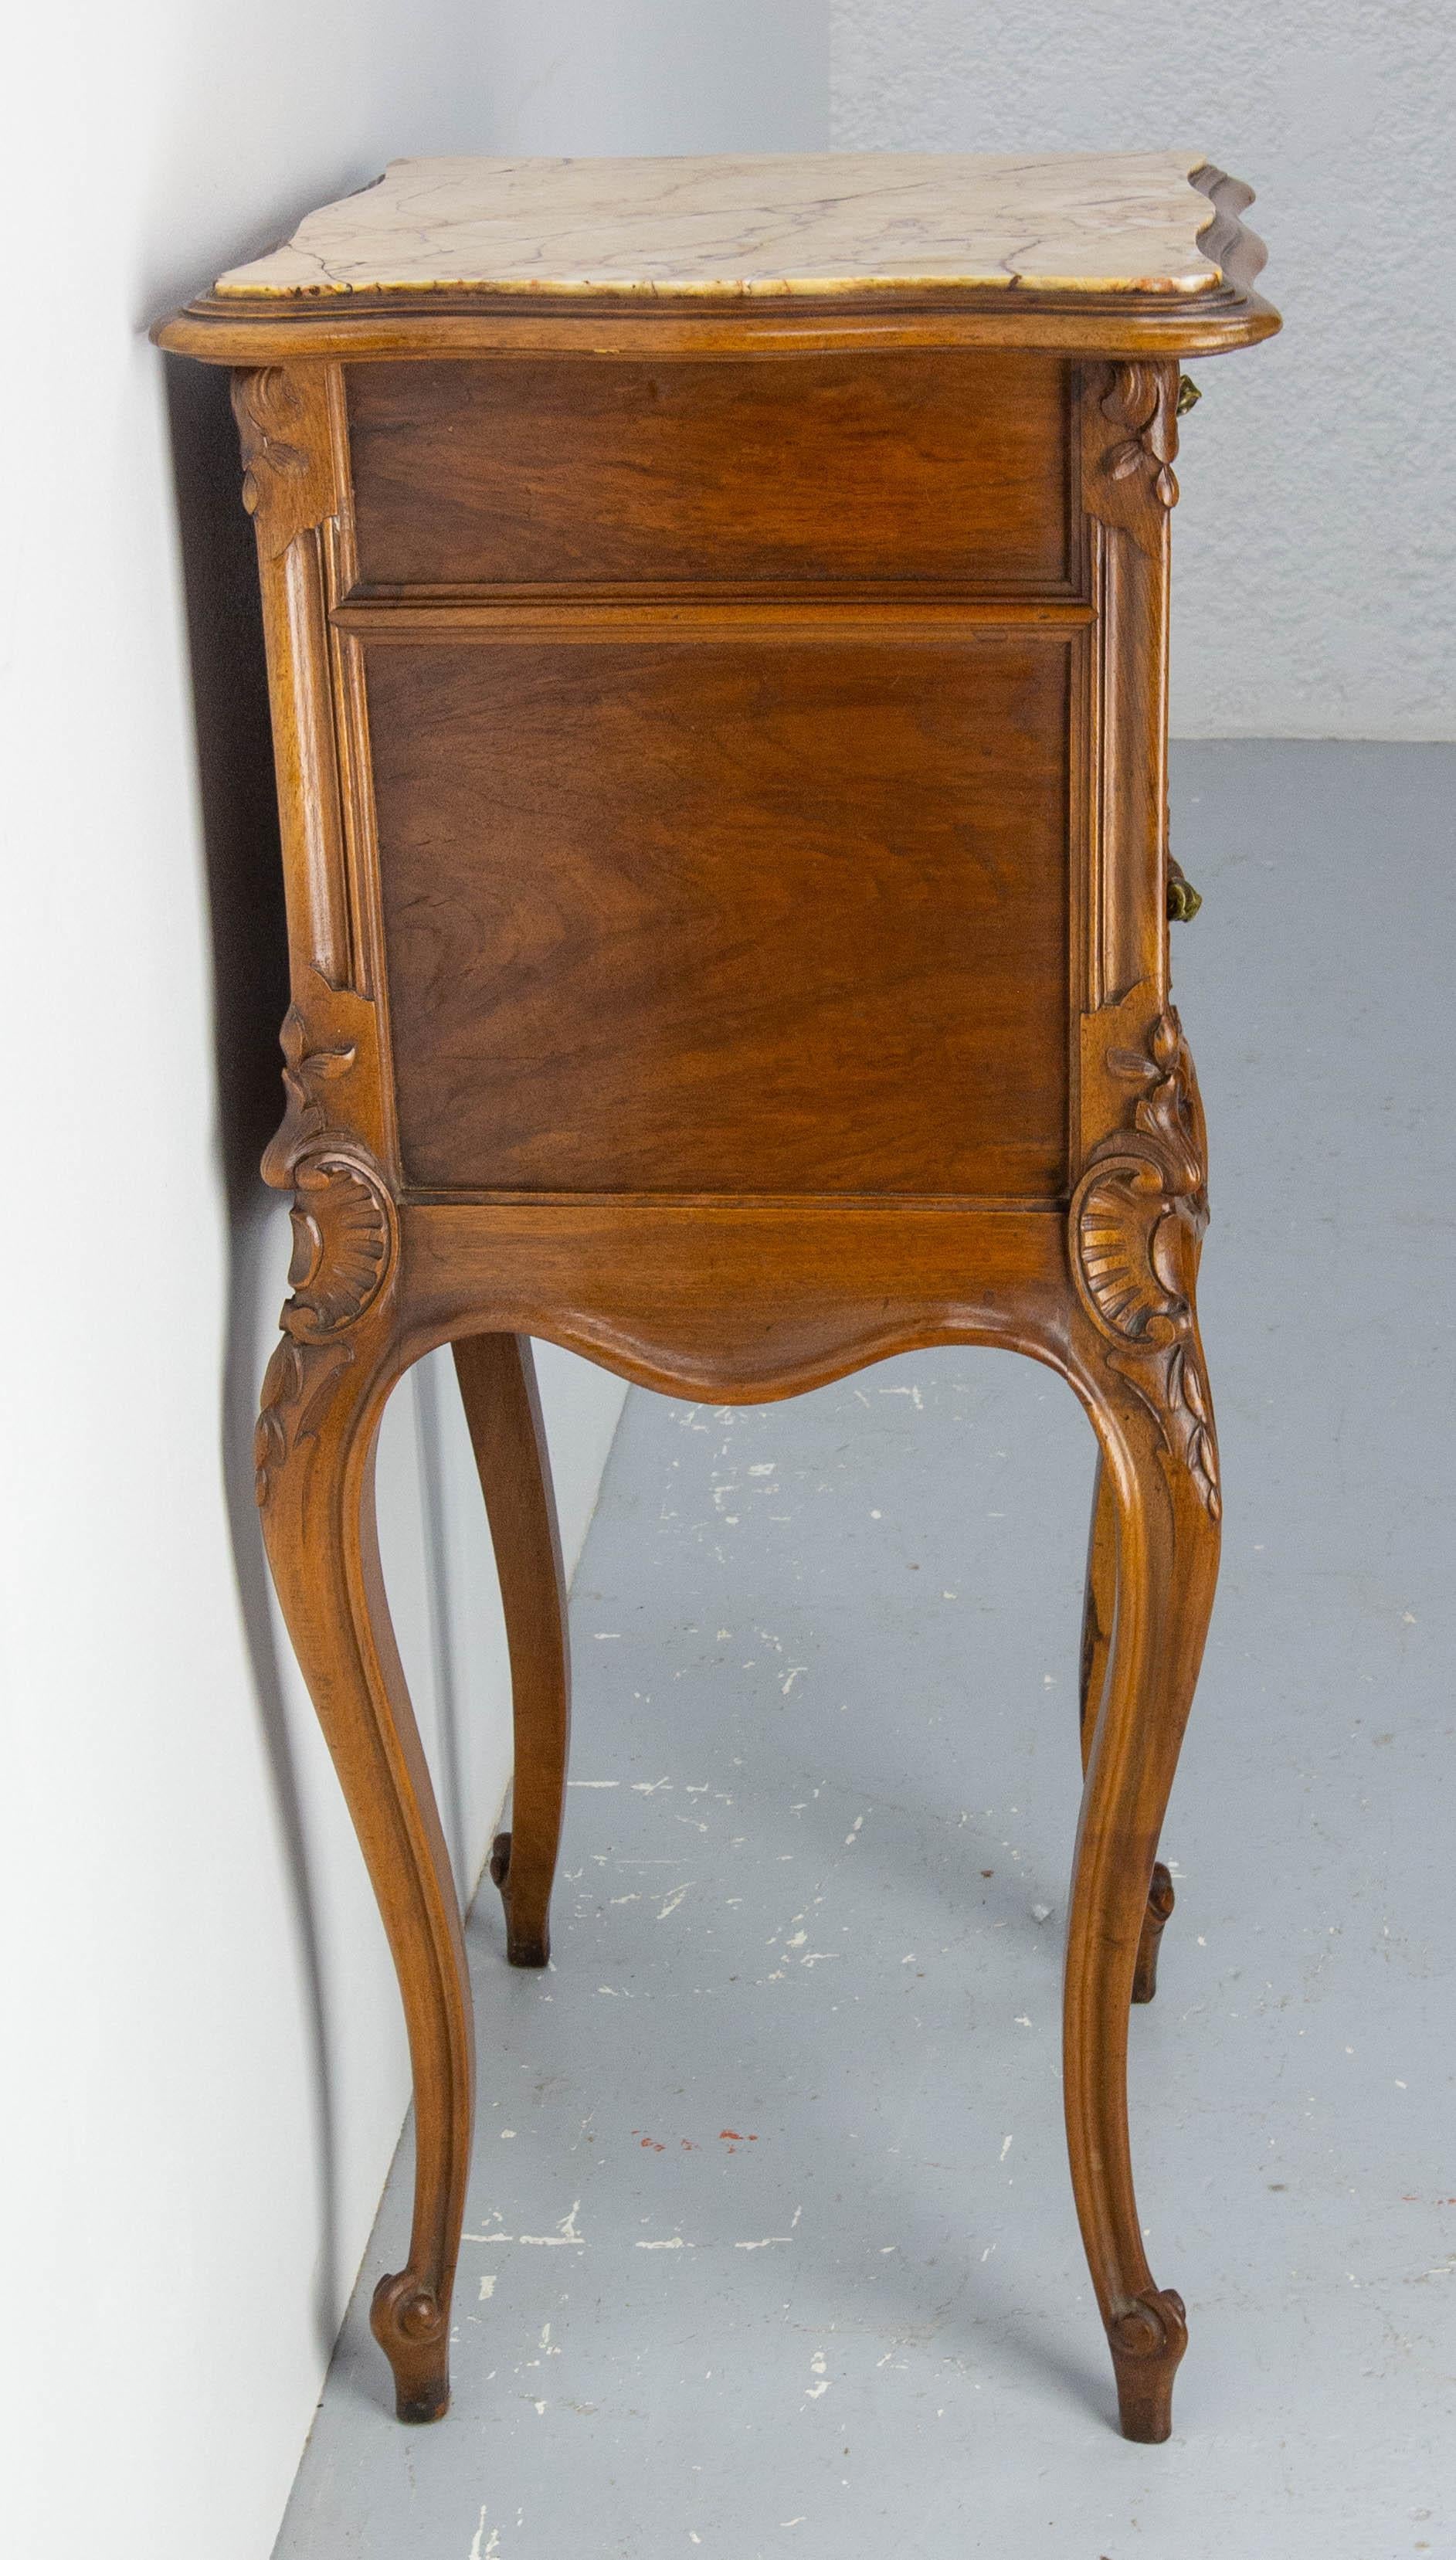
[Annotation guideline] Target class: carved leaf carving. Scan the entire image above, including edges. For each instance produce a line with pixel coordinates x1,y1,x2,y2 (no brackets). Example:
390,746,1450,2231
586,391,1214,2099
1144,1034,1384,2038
229,365,338,562
254,1333,355,1509
231,366,311,516
1071,1007,1220,1519
260,1005,356,1192
1101,363,1180,509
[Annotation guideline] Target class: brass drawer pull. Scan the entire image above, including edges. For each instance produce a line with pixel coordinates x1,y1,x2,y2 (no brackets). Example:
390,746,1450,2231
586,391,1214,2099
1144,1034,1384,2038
1167,857,1203,922
1176,373,1202,416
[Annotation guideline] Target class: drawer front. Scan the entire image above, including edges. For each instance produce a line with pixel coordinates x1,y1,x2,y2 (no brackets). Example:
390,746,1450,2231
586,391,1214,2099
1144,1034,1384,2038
367,635,1071,1197
348,354,1074,590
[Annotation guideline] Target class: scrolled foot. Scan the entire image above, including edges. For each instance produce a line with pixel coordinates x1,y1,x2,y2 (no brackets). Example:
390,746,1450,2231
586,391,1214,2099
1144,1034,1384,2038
1132,1862,1176,2005
1108,2287,1187,2442
370,2269,451,2422
489,1831,551,1969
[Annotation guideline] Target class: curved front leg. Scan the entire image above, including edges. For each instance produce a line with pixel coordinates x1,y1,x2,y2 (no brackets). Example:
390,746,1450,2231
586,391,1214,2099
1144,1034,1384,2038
452,1334,571,1969
1078,1453,1176,2003
1063,1340,1220,2442
257,1319,473,2422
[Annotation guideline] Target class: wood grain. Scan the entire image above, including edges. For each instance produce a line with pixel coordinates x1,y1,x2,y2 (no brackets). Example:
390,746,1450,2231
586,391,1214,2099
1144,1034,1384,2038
256,1305,471,2426
347,353,1073,591
403,1200,1071,1401
368,633,1071,1197
1080,1451,1180,2005
451,1335,570,1968
1064,1306,1219,2441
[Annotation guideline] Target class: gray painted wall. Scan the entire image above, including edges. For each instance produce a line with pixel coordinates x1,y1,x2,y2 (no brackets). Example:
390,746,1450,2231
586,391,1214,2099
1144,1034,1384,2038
831,0,1455,739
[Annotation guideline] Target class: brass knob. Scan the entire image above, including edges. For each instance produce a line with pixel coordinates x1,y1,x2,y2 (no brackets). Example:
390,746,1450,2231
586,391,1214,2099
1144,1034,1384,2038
1176,374,1202,416
1167,859,1202,922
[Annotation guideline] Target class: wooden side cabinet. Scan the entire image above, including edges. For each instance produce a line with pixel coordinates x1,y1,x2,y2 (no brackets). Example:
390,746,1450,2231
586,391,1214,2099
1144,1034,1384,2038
157,151,1278,2443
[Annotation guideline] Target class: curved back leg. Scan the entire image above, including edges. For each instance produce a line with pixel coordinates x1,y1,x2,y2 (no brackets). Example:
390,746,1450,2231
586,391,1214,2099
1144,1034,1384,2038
1078,1450,1177,2004
452,1334,572,1969
1064,1352,1220,2441
257,1325,473,2423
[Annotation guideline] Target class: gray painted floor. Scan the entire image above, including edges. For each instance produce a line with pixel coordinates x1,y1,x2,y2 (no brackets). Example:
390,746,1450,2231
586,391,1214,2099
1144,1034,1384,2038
274,745,1455,2560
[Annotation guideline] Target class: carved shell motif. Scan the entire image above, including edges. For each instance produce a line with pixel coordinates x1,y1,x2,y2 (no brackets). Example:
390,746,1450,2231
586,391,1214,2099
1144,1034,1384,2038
1071,1009,1220,1519
1077,1155,1186,1343
283,1151,394,1342
258,1006,395,1343
253,1146,395,1506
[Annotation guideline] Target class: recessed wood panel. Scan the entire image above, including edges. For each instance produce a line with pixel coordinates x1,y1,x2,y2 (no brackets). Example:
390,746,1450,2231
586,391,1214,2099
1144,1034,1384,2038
368,637,1070,1196
347,355,1072,589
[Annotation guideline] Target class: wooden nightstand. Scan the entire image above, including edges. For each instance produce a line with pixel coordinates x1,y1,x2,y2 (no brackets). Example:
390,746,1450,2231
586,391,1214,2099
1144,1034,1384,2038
158,151,1278,2443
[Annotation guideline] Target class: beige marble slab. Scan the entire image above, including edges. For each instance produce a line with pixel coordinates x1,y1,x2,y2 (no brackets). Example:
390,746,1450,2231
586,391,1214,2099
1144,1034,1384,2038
215,152,1227,301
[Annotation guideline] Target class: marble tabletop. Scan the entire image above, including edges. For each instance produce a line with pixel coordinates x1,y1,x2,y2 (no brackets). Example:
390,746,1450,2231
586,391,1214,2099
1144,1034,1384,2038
216,152,1229,301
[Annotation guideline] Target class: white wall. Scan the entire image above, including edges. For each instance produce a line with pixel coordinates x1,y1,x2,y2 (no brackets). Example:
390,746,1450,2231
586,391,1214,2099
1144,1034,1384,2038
473,0,829,151
830,0,1456,740
0,8,825,2560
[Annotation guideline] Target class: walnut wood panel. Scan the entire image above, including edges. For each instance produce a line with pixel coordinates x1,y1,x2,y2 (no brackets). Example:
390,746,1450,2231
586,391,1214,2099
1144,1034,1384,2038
346,353,1074,591
401,1200,1071,1397
365,633,1071,1197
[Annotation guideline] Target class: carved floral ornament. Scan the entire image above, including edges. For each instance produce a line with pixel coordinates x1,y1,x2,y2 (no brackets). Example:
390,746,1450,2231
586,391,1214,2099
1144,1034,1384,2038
255,1333,353,1511
1071,1007,1220,1519
254,1008,397,1507
261,1005,352,1174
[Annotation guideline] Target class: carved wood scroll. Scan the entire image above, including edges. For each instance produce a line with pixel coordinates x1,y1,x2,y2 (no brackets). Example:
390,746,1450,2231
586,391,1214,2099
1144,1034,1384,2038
254,1007,397,1507
1070,1007,1220,1519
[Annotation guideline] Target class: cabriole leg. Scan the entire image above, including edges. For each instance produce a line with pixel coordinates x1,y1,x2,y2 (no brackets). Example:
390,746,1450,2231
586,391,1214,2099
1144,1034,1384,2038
257,1323,473,2422
453,1334,572,1969
1064,1362,1220,2441
1079,1451,1177,2003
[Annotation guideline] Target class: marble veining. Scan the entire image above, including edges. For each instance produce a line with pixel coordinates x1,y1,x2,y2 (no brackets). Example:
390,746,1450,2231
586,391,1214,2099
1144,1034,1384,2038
215,152,1227,300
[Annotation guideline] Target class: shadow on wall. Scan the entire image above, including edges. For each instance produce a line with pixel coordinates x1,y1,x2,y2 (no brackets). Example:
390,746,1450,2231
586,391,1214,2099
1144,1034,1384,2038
161,352,490,2356
161,351,342,2355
